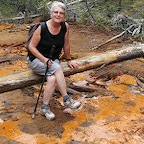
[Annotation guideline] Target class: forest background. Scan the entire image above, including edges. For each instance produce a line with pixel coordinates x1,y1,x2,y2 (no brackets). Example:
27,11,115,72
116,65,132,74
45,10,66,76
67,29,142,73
0,0,144,27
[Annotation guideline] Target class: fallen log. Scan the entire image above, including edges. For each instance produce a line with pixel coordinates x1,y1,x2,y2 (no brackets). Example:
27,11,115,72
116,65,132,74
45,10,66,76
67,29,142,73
0,44,144,93
0,56,10,63
69,84,98,92
67,88,82,95
63,44,144,76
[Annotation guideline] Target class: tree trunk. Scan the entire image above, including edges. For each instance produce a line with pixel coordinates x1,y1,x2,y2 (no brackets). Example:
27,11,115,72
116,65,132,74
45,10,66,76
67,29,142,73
0,44,144,93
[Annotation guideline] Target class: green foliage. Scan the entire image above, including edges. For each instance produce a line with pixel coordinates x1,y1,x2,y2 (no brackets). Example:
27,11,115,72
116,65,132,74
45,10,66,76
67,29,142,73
0,4,15,18
0,0,144,29
77,0,144,28
0,0,43,18
37,0,51,16
130,0,144,18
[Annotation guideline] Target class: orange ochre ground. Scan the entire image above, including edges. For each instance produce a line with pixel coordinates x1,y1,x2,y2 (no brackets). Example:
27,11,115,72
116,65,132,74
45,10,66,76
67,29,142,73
0,23,144,144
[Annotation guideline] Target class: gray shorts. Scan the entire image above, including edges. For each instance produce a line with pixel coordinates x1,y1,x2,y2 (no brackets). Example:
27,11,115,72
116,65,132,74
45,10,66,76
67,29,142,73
27,57,61,76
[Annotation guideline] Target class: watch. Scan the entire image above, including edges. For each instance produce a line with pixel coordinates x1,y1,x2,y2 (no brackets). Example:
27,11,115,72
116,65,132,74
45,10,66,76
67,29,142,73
66,58,71,61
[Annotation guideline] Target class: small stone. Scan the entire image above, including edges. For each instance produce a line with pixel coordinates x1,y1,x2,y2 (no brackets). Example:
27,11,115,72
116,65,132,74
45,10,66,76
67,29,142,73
0,118,4,124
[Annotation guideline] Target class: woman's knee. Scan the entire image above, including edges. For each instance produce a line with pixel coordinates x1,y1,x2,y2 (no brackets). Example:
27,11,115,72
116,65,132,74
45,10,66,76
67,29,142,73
55,67,63,74
47,75,56,84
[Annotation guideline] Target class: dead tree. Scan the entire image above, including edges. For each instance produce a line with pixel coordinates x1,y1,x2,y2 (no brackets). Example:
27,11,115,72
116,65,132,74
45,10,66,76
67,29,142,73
0,44,144,93
112,14,144,36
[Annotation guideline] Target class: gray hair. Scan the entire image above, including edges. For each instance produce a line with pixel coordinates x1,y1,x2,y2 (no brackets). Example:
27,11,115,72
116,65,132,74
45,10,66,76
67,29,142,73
50,1,66,13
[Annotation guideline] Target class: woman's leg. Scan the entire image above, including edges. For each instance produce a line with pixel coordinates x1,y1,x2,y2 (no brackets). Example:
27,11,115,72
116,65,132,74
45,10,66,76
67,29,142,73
40,75,56,120
54,67,67,97
43,75,56,105
54,67,81,109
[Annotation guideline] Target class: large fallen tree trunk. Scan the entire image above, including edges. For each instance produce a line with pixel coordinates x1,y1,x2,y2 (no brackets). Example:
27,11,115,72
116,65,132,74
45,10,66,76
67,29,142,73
0,44,144,93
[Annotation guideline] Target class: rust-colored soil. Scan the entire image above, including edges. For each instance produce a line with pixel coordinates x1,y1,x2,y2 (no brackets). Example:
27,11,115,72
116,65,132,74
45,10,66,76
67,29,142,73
0,22,144,144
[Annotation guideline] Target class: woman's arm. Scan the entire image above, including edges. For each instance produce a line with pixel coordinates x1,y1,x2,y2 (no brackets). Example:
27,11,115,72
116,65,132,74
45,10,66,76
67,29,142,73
63,22,78,69
63,22,71,60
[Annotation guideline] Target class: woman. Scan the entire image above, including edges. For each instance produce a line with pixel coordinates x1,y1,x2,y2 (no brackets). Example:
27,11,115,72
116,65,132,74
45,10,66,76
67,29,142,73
27,1,81,120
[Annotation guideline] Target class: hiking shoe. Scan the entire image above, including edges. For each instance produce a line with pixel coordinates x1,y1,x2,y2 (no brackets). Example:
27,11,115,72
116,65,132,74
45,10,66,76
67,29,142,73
63,97,81,109
40,106,55,120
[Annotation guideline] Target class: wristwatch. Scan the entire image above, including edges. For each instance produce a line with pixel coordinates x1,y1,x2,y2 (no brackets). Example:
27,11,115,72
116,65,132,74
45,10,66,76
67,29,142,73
66,58,71,61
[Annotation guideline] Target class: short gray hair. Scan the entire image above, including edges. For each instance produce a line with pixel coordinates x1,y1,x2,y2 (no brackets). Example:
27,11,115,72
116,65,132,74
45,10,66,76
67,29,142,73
50,1,66,13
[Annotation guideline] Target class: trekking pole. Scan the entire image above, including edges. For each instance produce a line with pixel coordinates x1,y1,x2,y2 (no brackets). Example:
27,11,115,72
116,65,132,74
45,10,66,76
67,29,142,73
32,45,56,119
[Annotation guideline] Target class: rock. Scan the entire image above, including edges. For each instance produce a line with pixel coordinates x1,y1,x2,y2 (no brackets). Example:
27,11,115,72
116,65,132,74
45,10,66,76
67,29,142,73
0,118,4,124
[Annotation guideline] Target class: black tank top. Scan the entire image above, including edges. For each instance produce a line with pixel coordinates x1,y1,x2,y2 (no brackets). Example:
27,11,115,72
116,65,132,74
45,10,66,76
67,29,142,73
28,21,67,61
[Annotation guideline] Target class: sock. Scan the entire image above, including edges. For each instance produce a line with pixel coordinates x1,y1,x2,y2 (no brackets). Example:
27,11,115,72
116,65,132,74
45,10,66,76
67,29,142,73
63,95,70,102
41,104,48,109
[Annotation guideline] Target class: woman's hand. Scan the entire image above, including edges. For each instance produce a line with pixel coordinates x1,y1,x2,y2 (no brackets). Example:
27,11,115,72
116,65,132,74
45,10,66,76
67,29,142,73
45,59,53,68
67,60,78,69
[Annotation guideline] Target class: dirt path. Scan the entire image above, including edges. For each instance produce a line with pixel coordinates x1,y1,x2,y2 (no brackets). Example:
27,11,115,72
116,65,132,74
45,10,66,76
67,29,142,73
0,22,144,144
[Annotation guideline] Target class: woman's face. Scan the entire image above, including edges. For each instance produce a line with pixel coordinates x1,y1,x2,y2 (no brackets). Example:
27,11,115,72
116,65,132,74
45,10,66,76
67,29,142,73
51,6,65,23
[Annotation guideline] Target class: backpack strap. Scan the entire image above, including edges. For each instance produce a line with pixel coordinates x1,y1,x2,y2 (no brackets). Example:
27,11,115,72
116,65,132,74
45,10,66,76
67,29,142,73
60,21,67,33
40,21,47,37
